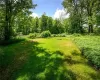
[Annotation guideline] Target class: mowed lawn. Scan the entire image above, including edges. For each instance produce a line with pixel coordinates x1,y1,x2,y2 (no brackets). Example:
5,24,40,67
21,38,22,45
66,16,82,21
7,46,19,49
0,37,100,80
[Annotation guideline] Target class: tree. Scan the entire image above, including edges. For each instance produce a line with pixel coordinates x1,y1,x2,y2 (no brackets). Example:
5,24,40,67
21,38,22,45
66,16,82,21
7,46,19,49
83,0,96,33
0,1,5,40
0,0,36,41
14,10,33,35
62,0,100,33
40,13,48,32
63,18,70,33
62,0,84,34
94,0,100,26
47,17,53,32
33,17,39,33
51,19,64,34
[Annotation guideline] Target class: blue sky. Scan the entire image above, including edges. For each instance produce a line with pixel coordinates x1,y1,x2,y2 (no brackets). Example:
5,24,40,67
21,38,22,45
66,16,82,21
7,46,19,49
32,0,63,17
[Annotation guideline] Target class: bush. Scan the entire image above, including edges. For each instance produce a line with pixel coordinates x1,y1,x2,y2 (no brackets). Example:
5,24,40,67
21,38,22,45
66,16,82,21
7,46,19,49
72,33,82,37
73,36,100,69
28,33,37,39
89,33,95,36
59,33,66,37
83,48,100,69
52,33,66,37
52,34,56,37
40,30,51,38
95,27,100,35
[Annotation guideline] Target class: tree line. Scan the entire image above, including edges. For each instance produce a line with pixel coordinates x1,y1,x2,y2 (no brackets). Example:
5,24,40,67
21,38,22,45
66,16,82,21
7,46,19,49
17,13,65,35
0,0,100,43
62,0,100,33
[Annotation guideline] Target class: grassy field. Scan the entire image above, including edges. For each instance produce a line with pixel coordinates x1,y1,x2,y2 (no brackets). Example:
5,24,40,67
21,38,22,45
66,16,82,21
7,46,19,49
0,37,100,80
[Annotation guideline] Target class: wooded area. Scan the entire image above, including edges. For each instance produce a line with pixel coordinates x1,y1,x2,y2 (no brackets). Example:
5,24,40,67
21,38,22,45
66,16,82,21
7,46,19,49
0,0,100,42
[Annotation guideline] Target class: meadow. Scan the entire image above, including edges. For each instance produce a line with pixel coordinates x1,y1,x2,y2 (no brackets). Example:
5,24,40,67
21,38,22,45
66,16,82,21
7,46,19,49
0,36,100,80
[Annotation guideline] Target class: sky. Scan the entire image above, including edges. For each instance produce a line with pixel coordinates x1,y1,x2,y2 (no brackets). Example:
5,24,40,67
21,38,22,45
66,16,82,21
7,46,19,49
31,0,69,19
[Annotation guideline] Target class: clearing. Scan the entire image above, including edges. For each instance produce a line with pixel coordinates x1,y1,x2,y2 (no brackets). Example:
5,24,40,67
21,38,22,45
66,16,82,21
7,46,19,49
0,37,100,80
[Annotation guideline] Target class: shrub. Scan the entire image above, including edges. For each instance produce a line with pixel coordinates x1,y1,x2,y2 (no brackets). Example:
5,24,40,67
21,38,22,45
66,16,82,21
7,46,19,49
40,30,51,38
52,33,66,37
83,48,100,69
59,33,66,37
52,34,58,37
73,36,100,69
72,33,82,37
89,33,95,36
28,33,37,39
95,27,100,35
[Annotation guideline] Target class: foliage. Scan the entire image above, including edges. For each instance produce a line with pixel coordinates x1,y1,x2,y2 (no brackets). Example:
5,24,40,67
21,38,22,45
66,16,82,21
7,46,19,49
15,11,35,35
72,33,82,37
94,27,100,34
0,0,100,44
28,33,41,39
73,36,100,69
32,17,40,33
62,0,100,33
28,33,38,39
0,0,36,41
63,19,70,33
40,30,51,38
52,33,66,37
51,19,65,34
40,13,48,32
62,0,84,34
47,17,53,33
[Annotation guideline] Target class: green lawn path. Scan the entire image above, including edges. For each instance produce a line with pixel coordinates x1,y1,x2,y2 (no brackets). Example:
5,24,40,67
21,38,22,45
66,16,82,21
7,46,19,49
0,37,100,80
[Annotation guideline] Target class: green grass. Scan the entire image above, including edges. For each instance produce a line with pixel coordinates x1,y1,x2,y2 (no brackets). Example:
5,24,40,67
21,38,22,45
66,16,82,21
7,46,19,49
0,37,100,80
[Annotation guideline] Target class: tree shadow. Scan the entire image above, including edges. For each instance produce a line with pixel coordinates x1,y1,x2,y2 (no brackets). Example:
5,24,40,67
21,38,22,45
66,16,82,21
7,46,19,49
64,49,100,80
0,40,76,80
63,50,86,65
0,38,25,46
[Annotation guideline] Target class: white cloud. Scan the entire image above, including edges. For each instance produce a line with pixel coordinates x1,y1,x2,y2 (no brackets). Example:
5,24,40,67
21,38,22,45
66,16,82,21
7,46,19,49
53,9,69,19
30,13,39,18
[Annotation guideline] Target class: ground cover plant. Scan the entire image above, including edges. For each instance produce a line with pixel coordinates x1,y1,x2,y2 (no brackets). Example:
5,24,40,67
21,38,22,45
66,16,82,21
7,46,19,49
72,35,100,69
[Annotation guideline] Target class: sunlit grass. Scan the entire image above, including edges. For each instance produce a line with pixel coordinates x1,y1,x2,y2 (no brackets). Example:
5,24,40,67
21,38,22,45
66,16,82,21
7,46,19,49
0,37,100,80
34,37,80,56
33,37,100,80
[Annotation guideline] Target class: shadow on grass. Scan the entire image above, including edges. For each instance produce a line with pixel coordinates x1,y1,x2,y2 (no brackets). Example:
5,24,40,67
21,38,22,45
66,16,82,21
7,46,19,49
0,40,76,80
0,38,25,46
63,50,100,80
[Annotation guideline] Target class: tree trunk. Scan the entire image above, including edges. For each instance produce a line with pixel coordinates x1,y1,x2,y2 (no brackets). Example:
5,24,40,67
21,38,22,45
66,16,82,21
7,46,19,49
4,0,12,41
4,0,9,40
88,23,93,33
